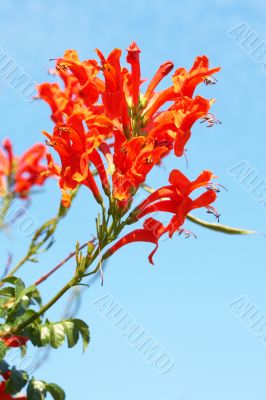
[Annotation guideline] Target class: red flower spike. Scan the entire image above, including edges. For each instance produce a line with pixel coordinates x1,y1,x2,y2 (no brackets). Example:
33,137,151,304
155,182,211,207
39,44,220,214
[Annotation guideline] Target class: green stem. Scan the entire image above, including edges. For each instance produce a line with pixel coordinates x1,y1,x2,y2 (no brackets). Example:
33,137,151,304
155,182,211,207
12,244,105,334
12,277,77,335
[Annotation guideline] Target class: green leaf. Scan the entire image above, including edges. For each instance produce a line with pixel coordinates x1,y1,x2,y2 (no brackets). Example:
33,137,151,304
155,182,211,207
5,367,28,395
2,277,20,285
27,379,65,400
15,285,38,305
27,379,46,400
15,309,38,325
39,325,50,347
49,322,66,349
27,318,90,351
0,287,15,298
73,319,90,352
0,360,9,373
64,320,79,348
0,340,8,361
46,383,65,400
15,279,25,299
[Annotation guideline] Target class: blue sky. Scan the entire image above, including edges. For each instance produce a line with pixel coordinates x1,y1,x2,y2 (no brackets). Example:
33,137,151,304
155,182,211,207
1,0,266,399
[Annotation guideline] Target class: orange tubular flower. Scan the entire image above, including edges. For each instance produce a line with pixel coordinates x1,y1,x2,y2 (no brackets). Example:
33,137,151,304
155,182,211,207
106,170,219,264
96,48,130,128
14,143,49,197
55,50,101,107
43,124,104,206
105,217,166,265
144,55,220,119
0,140,50,199
112,133,168,206
172,55,221,98
134,169,219,235
37,82,75,124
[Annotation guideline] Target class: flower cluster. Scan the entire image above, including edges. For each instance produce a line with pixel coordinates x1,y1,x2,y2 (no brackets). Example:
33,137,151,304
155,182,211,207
0,139,49,199
38,42,221,262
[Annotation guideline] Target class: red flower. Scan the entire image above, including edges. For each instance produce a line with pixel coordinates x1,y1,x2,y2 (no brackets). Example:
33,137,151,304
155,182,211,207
144,55,220,119
135,169,218,236
105,218,166,265
112,134,168,204
144,61,174,103
172,55,221,97
147,95,212,157
55,49,100,107
106,169,219,264
0,335,28,348
96,48,130,127
126,42,141,107
37,82,75,124
14,144,49,197
44,128,102,206
0,140,50,198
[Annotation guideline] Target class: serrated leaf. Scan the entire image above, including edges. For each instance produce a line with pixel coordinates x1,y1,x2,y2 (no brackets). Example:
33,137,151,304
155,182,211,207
39,325,50,347
27,319,90,351
46,383,65,400
49,323,65,349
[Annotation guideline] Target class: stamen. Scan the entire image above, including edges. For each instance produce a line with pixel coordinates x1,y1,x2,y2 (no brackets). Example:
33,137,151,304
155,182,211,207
206,206,221,222
203,76,218,86
200,113,222,128
178,228,197,239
